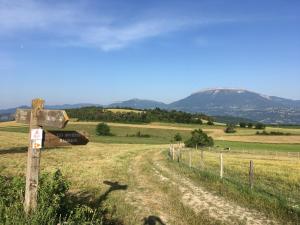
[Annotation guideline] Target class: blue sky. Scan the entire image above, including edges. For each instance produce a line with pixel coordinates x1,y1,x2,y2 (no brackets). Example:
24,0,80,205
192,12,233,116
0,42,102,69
0,0,299,108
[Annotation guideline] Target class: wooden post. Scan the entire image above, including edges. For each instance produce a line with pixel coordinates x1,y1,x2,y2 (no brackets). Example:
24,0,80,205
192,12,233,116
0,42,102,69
177,147,181,163
24,99,44,214
249,160,254,189
200,150,204,168
172,145,175,161
189,150,192,168
220,153,223,179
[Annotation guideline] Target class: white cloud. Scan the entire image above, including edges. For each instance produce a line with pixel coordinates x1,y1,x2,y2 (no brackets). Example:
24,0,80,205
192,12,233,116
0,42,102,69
0,0,236,51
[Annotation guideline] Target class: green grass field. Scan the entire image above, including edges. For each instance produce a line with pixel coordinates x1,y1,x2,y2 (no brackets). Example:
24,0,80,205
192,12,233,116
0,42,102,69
1,121,300,151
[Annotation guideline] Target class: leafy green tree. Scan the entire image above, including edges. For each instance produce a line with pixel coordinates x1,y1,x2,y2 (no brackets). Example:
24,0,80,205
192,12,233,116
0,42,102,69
225,124,236,133
185,129,214,147
96,123,111,136
247,123,253,128
207,120,214,126
174,133,182,142
239,122,246,128
66,107,213,124
255,123,266,130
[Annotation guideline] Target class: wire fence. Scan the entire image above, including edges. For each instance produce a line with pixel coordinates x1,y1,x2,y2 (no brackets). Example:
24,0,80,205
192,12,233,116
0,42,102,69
168,144,300,213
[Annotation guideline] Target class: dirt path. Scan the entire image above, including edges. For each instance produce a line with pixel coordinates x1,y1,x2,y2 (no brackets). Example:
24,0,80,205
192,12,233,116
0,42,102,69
125,148,279,225
155,162,277,225
125,149,175,224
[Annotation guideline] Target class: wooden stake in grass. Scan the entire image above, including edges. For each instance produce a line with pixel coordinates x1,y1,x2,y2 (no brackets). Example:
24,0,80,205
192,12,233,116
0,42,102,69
249,160,254,189
220,153,223,179
189,150,192,168
172,145,175,161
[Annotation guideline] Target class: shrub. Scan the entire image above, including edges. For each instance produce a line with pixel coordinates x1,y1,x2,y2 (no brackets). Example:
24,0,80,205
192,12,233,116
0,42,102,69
0,171,123,225
256,131,291,136
126,131,151,138
239,122,246,128
185,129,214,148
207,120,214,126
225,124,236,133
174,133,182,142
247,123,253,128
135,131,150,138
255,123,266,130
96,123,112,136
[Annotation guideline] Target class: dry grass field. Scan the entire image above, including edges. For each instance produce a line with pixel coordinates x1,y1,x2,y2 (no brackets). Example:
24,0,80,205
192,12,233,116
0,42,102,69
0,130,222,224
179,149,300,206
1,121,300,224
70,121,300,144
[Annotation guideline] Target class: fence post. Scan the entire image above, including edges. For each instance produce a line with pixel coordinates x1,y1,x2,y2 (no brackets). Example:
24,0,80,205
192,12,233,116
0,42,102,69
189,150,192,168
172,145,175,161
200,150,204,168
249,160,254,189
177,147,181,163
220,153,223,179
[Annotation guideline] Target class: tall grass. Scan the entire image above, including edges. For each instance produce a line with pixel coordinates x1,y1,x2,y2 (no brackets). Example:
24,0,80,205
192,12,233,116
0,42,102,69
0,170,123,225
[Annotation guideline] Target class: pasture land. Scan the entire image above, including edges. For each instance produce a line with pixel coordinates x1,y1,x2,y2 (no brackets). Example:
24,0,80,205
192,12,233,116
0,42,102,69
0,120,300,224
1,121,300,145
0,131,222,225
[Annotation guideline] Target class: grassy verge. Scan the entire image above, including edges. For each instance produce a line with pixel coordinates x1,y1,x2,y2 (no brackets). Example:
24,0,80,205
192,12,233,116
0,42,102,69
166,149,300,224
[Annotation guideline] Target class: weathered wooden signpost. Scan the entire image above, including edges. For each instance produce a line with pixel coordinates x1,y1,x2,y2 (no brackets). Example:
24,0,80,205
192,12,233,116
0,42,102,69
15,98,89,214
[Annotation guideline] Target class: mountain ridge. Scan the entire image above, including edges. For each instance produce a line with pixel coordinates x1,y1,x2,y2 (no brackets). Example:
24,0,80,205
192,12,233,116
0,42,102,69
1,89,299,124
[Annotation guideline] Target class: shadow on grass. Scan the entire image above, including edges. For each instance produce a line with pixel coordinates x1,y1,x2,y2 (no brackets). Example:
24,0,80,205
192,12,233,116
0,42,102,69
143,215,166,225
70,180,128,208
68,181,128,225
98,181,128,205
0,147,27,155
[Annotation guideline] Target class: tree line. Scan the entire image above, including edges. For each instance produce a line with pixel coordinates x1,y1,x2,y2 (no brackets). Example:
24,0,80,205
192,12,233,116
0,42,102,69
66,107,212,124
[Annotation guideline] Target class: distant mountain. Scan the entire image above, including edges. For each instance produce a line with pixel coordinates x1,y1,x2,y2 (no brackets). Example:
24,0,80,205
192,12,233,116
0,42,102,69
1,89,300,124
108,99,167,109
0,104,100,122
0,106,30,116
46,103,101,110
169,89,300,124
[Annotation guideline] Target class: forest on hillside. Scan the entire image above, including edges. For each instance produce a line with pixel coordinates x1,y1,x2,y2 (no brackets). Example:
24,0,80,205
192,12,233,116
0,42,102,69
66,107,212,124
